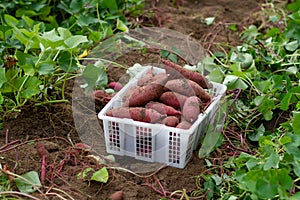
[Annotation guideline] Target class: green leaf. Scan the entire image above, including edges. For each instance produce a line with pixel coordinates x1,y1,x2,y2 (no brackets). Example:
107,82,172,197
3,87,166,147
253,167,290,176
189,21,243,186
0,92,3,104
280,136,292,145
255,177,277,199
207,67,224,83
37,63,55,75
64,35,88,49
57,27,72,40
42,29,63,42
4,14,19,27
287,66,298,75
293,162,300,178
291,192,300,200
81,62,108,93
285,40,299,51
223,75,248,90
116,18,129,33
292,111,300,134
167,53,178,63
198,131,223,158
69,0,84,14
77,167,93,180
21,77,42,99
204,17,215,25
102,0,118,11
15,171,41,193
211,174,222,186
0,68,7,88
248,124,265,142
280,93,292,110
264,151,280,170
90,167,109,183
160,50,170,58
57,51,78,72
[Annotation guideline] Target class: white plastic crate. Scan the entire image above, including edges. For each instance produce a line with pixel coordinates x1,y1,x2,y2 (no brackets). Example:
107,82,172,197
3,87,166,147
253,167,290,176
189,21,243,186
98,66,227,168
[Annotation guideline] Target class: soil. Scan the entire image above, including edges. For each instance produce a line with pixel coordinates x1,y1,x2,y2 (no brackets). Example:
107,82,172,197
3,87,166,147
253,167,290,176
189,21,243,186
0,0,267,199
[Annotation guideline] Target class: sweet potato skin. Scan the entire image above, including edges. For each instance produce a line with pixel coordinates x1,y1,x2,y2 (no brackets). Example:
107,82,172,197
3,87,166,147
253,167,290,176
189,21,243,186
123,83,165,107
182,96,202,123
106,107,166,123
137,73,154,86
162,59,212,89
159,91,188,109
137,72,168,86
108,82,123,92
176,120,192,130
165,78,194,96
161,116,179,127
145,101,181,116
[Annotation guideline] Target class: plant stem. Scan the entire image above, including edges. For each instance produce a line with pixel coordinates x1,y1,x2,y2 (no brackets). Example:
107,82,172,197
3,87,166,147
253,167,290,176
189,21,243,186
0,191,40,200
35,99,69,106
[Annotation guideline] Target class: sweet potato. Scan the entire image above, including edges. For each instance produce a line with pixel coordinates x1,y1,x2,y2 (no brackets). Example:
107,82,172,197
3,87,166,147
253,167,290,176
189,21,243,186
159,91,188,109
106,107,166,123
176,120,192,130
122,85,139,103
161,116,179,127
165,78,211,102
162,59,212,89
108,82,123,92
182,96,202,123
145,101,181,116
123,83,165,107
137,72,169,86
188,79,212,102
137,73,154,86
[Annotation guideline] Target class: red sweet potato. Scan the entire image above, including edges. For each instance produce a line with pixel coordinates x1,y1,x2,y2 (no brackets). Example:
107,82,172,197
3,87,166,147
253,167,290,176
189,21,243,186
106,107,166,123
137,73,154,86
182,96,203,123
188,79,212,102
108,82,123,92
150,73,169,85
176,120,192,130
145,101,181,116
160,91,188,109
161,116,179,127
138,72,169,86
123,83,165,107
162,59,212,89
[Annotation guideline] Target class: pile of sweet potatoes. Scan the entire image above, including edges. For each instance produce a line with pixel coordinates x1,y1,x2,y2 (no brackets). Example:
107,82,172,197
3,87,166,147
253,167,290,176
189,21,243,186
106,59,213,130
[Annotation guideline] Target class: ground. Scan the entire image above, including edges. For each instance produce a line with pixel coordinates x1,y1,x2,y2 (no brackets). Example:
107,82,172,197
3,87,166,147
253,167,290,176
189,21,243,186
1,0,265,199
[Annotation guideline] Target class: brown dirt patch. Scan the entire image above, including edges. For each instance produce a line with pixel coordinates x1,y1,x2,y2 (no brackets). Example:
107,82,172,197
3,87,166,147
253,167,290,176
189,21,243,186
0,0,264,199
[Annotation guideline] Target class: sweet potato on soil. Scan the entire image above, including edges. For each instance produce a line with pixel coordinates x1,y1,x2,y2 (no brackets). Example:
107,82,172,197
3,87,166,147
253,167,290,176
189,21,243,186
159,91,188,109
176,120,192,130
123,83,165,107
108,82,123,92
162,59,212,89
106,107,166,123
182,96,203,123
161,116,179,127
145,101,181,116
92,90,114,104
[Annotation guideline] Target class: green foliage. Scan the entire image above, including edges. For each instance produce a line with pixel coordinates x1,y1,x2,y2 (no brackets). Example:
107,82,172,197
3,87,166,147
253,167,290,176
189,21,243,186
0,0,145,121
14,171,42,193
77,167,109,183
194,2,300,199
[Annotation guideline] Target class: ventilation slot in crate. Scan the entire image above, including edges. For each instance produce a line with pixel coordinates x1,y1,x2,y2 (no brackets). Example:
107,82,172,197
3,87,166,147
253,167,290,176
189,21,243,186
136,127,153,160
108,121,121,152
168,132,181,164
